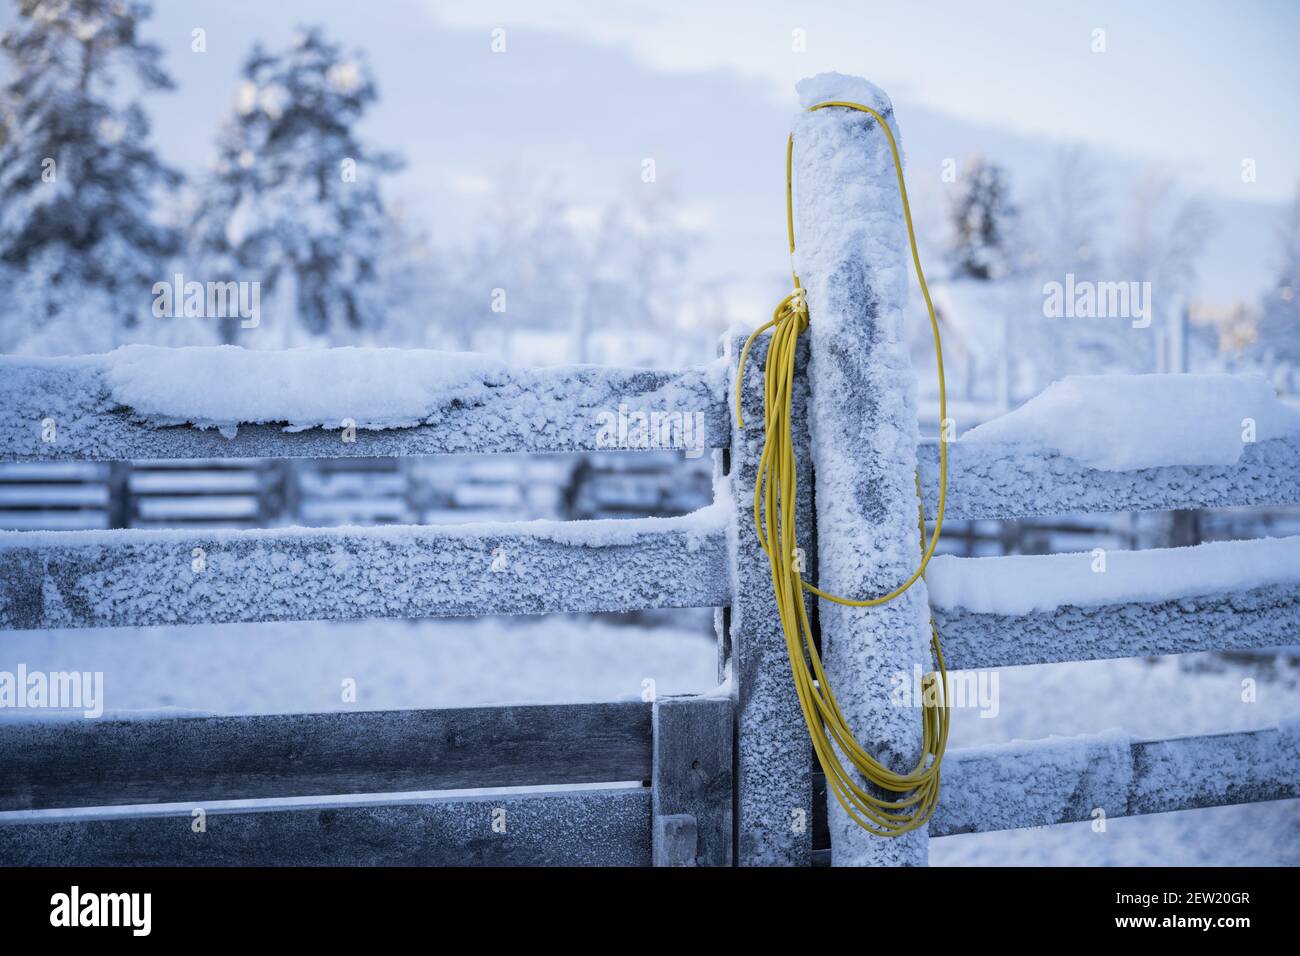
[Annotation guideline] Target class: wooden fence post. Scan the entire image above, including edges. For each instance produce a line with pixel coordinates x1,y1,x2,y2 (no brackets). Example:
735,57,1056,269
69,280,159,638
652,695,733,866
794,73,932,866
723,332,814,866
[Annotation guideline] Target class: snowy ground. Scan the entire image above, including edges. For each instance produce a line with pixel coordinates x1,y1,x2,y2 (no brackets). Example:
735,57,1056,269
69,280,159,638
4,614,1296,865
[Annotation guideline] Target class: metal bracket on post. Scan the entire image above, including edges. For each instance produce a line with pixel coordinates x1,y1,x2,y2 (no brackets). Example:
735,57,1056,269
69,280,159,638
794,73,932,866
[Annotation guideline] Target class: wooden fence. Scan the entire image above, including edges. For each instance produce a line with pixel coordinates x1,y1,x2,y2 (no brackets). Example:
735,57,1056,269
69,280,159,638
0,76,1297,866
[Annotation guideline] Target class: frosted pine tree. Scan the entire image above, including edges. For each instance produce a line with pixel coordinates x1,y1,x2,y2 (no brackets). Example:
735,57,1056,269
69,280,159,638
193,27,400,344
0,0,180,353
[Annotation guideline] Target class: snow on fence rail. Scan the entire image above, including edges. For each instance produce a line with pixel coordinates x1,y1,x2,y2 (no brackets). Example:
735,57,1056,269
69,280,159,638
931,536,1300,669
918,435,1300,519
0,347,731,460
0,506,730,630
4,350,1296,524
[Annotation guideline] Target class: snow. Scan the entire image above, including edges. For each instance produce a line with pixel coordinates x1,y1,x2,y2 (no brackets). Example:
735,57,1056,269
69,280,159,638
931,651,1300,866
928,534,1300,615
104,344,509,430
3,500,730,551
0,615,717,716
792,72,935,865
962,373,1300,471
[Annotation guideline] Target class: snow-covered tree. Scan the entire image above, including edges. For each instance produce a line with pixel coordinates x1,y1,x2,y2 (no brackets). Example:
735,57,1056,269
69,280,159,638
575,188,692,364
0,0,180,352
1109,172,1212,373
193,27,399,344
454,173,585,358
1252,185,1300,368
375,201,454,349
1028,147,1105,279
946,155,1018,281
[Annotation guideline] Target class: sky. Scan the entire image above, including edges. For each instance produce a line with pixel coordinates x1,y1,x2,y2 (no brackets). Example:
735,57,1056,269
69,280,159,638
430,0,1300,204
1,0,1294,309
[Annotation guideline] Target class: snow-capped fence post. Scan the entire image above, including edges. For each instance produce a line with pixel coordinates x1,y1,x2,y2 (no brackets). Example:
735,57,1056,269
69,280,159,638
793,74,932,866
723,331,815,866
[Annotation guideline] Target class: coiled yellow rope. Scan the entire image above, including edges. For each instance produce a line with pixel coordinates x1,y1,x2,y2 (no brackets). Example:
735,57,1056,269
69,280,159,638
735,101,951,837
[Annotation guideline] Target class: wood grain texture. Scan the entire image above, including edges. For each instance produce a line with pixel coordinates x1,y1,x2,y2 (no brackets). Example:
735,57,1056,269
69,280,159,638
0,788,652,866
651,696,732,866
0,702,652,811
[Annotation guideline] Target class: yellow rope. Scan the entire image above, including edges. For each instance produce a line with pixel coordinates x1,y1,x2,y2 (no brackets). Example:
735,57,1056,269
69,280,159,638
735,100,951,837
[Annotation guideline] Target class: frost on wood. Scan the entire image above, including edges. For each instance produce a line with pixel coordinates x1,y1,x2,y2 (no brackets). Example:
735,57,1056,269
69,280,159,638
961,373,1300,472
920,435,1300,519
794,72,929,866
938,581,1300,670
0,787,653,866
931,726,1299,837
0,347,731,460
928,536,1300,615
0,507,730,630
930,536,1300,669
723,330,813,867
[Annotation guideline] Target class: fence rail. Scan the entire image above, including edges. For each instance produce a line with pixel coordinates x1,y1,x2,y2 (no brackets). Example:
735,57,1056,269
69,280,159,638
930,725,1299,837
938,581,1300,670
919,436,1300,519
0,788,654,867
0,695,731,867
0,355,730,461
0,702,653,811
0,508,729,630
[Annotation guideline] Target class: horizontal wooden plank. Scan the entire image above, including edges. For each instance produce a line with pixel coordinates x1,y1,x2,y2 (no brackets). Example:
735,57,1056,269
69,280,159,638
0,352,729,461
919,435,1300,519
930,724,1300,837
938,581,1300,669
0,702,652,811
0,507,730,629
0,787,651,866
929,538,1300,668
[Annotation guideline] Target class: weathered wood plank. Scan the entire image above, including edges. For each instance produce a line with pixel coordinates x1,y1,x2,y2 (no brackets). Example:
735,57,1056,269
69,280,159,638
930,725,1300,837
919,435,1300,520
0,788,652,866
937,581,1300,670
723,332,813,866
0,352,729,461
0,702,652,811
0,509,730,630
651,695,732,866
